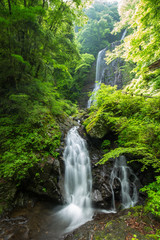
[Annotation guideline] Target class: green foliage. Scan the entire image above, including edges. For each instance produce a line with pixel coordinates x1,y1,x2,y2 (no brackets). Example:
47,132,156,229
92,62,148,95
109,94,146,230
131,235,138,240
0,113,61,182
101,140,111,149
107,0,160,94
101,140,111,153
85,85,160,172
85,84,160,217
77,1,120,56
0,0,89,183
0,0,91,101
141,176,160,217
70,53,95,100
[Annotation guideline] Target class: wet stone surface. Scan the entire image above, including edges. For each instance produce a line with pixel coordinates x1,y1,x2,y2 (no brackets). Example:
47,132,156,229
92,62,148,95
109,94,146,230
64,207,160,240
0,204,160,240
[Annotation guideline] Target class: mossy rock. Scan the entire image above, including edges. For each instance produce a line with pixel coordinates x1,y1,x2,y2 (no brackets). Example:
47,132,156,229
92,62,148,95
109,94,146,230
86,117,110,139
0,181,17,214
65,206,160,240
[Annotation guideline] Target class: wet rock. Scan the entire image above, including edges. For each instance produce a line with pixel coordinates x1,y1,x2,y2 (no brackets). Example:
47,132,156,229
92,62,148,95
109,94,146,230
87,117,110,139
78,61,96,108
92,190,103,202
56,114,78,139
12,114,77,207
0,181,17,213
101,41,124,90
25,156,63,203
64,206,159,240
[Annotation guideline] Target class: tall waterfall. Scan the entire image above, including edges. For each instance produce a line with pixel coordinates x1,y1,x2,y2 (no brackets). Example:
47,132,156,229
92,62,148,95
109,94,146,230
110,156,139,210
87,48,107,108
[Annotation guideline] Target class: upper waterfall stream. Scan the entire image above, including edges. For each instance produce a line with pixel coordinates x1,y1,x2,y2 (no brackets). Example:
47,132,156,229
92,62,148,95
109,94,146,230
88,48,107,108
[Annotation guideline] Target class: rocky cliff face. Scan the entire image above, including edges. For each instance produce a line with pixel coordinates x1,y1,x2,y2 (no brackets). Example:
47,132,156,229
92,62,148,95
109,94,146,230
78,124,118,209
78,62,96,108
102,41,124,90
78,41,125,108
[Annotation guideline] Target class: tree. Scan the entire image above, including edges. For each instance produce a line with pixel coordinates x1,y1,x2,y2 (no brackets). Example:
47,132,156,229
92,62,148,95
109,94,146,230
106,0,160,94
77,1,120,57
0,0,92,183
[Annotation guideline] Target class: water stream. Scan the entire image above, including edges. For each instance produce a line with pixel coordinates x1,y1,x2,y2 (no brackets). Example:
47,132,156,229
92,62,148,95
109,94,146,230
87,48,107,108
0,129,139,240
110,155,139,210
121,28,127,41
60,126,93,232
31,126,94,239
1,26,138,238
88,29,127,108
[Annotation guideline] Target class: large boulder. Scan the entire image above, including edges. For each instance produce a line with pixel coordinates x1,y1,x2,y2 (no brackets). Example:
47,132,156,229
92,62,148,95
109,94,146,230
25,156,63,203
86,117,110,139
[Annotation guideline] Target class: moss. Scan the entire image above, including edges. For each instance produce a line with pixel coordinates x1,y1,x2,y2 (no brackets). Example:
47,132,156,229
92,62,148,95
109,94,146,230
0,204,4,215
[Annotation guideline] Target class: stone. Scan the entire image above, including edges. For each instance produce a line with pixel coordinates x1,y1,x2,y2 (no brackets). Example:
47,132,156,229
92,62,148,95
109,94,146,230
0,181,17,213
92,189,103,202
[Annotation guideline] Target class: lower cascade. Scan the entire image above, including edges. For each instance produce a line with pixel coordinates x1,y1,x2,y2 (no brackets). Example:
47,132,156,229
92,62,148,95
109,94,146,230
110,155,139,210
64,126,92,211
52,130,139,239
53,126,93,237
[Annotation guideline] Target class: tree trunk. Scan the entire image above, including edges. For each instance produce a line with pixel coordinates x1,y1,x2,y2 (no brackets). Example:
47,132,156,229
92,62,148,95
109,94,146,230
43,0,45,8
8,0,11,14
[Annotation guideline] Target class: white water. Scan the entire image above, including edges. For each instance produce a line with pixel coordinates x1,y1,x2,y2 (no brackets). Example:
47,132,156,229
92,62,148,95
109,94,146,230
110,155,138,210
88,30,128,108
87,48,107,108
64,127,92,210
121,28,127,41
53,126,93,235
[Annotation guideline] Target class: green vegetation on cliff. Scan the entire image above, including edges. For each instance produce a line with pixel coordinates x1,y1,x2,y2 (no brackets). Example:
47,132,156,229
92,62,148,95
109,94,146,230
84,84,160,217
106,0,160,95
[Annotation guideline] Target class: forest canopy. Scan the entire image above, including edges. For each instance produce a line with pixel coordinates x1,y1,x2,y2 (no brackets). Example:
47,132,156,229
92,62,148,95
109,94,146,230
0,0,95,182
106,0,160,95
77,0,120,56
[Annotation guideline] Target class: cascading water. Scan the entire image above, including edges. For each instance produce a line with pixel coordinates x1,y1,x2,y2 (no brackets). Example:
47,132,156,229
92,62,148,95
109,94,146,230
64,126,92,213
110,155,139,210
87,48,107,108
121,28,127,41
52,126,93,237
88,30,128,108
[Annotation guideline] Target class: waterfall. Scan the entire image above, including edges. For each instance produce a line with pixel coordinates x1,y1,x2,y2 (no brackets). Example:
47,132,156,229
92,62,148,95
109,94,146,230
110,156,138,210
64,126,92,210
87,30,128,108
53,126,93,235
121,29,127,41
87,48,107,108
